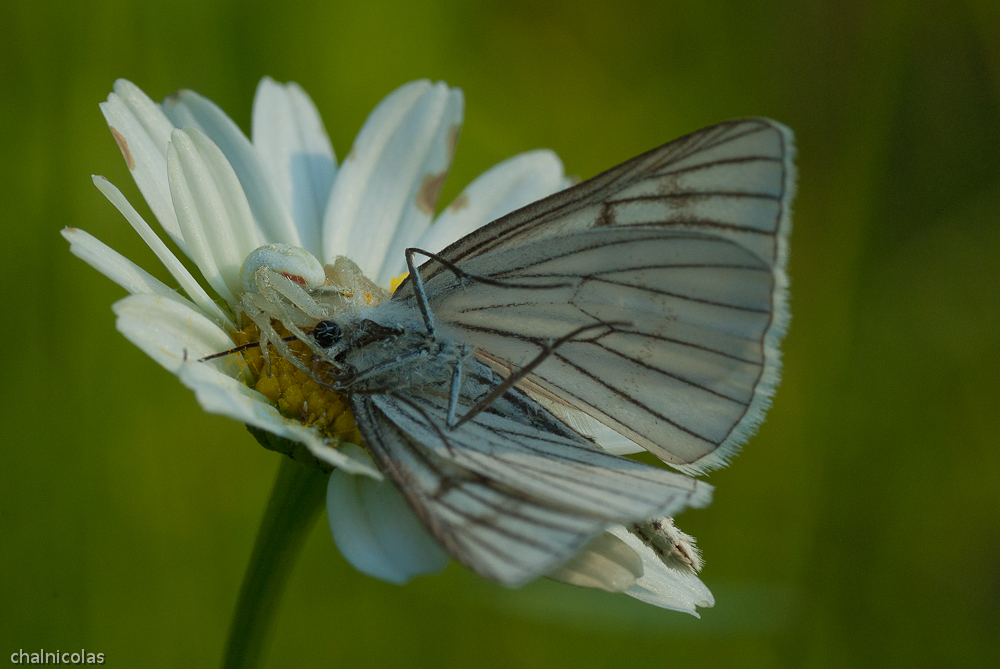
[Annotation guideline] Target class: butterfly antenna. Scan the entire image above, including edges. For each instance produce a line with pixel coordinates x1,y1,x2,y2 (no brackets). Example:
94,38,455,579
404,246,576,339
450,320,632,429
199,329,320,362
405,247,573,292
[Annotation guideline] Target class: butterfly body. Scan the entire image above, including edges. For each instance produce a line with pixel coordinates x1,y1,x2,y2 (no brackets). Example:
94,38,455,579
323,312,467,396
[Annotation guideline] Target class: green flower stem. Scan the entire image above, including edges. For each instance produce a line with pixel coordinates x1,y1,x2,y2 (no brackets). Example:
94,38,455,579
221,452,328,669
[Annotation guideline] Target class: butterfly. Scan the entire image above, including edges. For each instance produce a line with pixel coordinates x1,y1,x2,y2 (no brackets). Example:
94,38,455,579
241,118,794,587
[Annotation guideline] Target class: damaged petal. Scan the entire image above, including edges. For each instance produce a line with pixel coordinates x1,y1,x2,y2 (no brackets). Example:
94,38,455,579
416,170,448,215
448,193,469,212
446,123,461,161
109,126,136,170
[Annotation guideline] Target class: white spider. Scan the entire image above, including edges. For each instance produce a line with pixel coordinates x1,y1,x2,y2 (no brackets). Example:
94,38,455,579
236,244,386,374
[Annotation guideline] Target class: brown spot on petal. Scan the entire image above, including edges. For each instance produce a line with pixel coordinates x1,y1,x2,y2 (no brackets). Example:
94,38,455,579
109,126,135,170
446,124,461,161
416,171,447,214
346,146,357,161
448,193,469,212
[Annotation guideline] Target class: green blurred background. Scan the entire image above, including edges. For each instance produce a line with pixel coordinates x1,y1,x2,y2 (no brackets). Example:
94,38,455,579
3,0,999,666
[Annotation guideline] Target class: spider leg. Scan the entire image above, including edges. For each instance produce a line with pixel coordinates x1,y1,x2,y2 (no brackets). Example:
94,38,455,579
242,291,316,377
239,298,274,374
252,269,331,360
259,268,328,321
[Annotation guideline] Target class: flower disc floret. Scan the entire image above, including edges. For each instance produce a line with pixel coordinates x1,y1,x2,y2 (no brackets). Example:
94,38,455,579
232,322,363,445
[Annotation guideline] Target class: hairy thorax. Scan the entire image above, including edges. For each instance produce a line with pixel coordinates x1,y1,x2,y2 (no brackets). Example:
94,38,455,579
333,319,471,396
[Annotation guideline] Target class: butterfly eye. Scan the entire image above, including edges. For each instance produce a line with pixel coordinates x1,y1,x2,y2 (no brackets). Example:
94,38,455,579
312,320,342,348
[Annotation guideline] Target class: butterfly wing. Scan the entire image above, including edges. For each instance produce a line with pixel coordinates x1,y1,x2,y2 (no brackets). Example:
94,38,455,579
395,119,794,474
349,358,712,586
426,118,792,269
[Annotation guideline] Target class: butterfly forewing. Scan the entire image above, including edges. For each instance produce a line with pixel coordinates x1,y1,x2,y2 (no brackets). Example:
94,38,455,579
418,119,791,269
392,118,793,474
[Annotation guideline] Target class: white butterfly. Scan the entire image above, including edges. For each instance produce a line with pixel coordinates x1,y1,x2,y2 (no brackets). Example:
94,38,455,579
237,118,794,588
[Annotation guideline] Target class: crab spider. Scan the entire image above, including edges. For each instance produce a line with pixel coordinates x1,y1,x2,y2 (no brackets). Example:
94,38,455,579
235,244,385,375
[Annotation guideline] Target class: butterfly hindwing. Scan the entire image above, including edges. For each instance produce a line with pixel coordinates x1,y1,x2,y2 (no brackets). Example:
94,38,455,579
349,358,712,586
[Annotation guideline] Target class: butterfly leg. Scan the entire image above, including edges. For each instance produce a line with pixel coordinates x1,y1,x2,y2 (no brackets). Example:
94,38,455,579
404,248,437,337
340,349,430,390
405,247,576,339
445,345,472,428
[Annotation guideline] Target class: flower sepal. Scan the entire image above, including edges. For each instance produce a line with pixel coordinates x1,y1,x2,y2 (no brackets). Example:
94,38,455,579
247,424,336,474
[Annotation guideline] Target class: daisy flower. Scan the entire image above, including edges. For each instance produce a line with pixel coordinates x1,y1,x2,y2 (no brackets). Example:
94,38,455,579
64,77,714,616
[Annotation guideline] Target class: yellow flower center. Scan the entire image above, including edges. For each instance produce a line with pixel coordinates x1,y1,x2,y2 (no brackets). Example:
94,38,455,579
231,323,364,446
388,272,409,293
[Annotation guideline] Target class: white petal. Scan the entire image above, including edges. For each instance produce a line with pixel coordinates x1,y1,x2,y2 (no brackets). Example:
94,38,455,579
92,175,235,331
176,363,382,478
101,80,188,254
607,525,715,616
168,127,264,304
160,93,199,128
112,293,247,382
321,80,429,269
62,228,195,308
327,445,449,583
416,149,566,255
163,88,301,248
252,77,336,258
547,531,644,593
322,80,464,285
